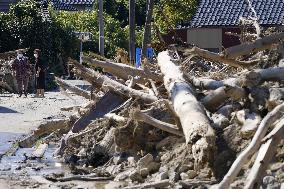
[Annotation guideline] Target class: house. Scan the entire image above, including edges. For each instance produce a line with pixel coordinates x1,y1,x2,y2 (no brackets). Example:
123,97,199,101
0,0,19,12
60,0,94,11
51,0,78,11
176,0,284,52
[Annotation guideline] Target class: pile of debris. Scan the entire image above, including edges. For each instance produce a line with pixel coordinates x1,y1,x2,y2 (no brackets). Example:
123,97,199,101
37,30,284,189
1,30,284,189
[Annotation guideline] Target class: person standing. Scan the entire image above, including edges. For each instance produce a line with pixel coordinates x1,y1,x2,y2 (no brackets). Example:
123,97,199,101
34,49,46,98
12,49,30,97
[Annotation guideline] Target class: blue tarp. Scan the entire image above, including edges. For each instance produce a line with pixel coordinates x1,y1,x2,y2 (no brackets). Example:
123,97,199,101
135,48,154,68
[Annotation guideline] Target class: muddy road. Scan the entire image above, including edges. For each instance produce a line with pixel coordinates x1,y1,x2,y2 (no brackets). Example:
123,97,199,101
0,89,93,188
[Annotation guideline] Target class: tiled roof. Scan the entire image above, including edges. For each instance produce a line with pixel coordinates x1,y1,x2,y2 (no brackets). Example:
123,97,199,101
61,0,94,5
50,0,78,11
180,0,284,28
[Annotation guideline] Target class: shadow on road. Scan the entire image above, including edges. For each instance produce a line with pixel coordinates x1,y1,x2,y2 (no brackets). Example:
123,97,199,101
0,106,18,113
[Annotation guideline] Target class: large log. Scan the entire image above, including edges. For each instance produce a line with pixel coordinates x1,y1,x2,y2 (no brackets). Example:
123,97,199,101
184,47,259,68
187,67,284,92
222,32,284,59
82,56,162,83
201,85,247,112
55,77,90,99
184,74,224,90
70,59,158,103
157,51,215,170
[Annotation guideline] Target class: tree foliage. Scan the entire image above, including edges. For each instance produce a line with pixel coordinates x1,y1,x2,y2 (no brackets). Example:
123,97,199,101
0,0,197,74
153,0,197,33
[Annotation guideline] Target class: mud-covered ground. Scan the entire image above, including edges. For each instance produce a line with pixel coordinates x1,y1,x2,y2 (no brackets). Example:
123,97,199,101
0,83,90,188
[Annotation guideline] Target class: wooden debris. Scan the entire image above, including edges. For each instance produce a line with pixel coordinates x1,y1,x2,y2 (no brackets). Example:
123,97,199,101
55,77,91,99
70,59,158,103
83,56,162,83
216,103,284,189
184,46,259,68
222,32,284,59
132,109,183,136
158,51,215,170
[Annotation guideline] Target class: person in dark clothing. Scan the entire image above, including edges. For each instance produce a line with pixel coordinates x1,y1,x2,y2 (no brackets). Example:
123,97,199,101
12,49,30,97
34,49,46,98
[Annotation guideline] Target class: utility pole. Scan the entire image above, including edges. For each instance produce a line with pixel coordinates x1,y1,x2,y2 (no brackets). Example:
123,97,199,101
129,0,135,65
98,0,104,56
142,0,154,58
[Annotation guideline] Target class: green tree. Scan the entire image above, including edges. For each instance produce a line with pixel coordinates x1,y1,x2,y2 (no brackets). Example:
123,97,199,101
153,0,197,33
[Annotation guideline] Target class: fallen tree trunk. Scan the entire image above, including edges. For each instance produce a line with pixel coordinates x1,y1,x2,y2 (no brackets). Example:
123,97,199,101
201,86,247,112
83,56,162,83
55,77,90,99
184,47,259,68
215,103,284,189
222,32,284,59
185,67,284,90
70,59,158,103
184,74,224,90
158,51,215,170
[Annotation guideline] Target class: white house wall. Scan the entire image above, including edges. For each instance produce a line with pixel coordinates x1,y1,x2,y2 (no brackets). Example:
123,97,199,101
187,28,222,52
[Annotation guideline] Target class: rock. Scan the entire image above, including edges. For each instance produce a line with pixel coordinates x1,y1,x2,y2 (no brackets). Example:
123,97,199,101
230,180,245,189
159,166,169,172
137,154,153,168
104,181,125,189
179,163,194,173
263,175,280,189
114,168,135,181
277,172,284,180
236,109,247,125
113,152,129,165
217,103,241,118
270,162,284,172
160,153,170,162
267,183,281,189
77,148,87,157
180,172,189,181
212,113,230,129
156,136,178,150
155,171,168,181
139,168,149,177
187,170,197,179
127,156,136,166
264,176,276,185
241,112,261,139
129,170,144,183
169,171,179,182
147,162,160,173
198,168,212,179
